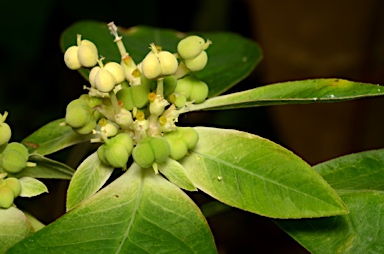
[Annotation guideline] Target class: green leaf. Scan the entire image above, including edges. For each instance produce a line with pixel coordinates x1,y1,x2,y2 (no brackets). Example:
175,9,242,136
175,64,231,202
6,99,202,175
18,177,48,197
186,79,384,111
157,158,197,191
9,154,74,180
60,20,262,97
0,207,34,253
181,127,347,218
22,118,93,156
313,148,384,191
66,152,114,211
276,191,384,254
8,163,217,253
275,149,384,253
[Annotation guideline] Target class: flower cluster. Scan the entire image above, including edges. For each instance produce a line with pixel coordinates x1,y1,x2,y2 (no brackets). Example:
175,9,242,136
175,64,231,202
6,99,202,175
63,22,212,171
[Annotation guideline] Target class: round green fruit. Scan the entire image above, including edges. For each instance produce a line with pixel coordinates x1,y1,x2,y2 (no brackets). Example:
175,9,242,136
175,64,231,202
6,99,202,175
4,177,21,197
184,51,208,72
0,185,14,209
0,122,11,146
132,140,155,169
65,99,92,128
149,137,170,163
177,35,206,60
1,149,27,173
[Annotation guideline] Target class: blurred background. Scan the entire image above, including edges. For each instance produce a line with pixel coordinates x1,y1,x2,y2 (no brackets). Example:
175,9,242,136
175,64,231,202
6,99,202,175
1,0,384,253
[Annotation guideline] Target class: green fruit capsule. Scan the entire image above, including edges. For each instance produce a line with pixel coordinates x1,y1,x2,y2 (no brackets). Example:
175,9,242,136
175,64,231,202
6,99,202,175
177,35,206,60
190,80,209,103
95,68,117,93
163,75,177,98
89,66,100,88
1,150,27,173
132,140,155,168
73,117,96,135
105,143,129,168
0,122,11,146
104,62,125,84
184,51,208,72
179,127,199,149
77,43,98,67
114,133,134,153
116,85,150,111
65,99,92,128
64,46,81,70
164,130,188,160
0,185,14,209
174,76,193,99
4,177,21,197
97,144,109,165
141,51,162,80
158,51,178,76
149,137,170,163
5,142,29,161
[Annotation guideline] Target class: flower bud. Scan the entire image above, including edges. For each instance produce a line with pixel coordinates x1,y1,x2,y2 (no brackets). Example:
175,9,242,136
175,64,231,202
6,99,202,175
115,108,133,129
99,118,119,137
64,46,81,70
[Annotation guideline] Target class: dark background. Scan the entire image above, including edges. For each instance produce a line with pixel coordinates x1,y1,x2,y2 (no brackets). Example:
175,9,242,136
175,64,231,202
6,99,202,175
2,0,384,253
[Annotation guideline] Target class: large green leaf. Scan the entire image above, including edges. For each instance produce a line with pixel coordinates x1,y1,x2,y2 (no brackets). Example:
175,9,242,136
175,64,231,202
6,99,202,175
181,127,347,218
186,79,384,111
9,154,74,180
8,163,217,253
21,118,93,156
276,149,384,253
60,20,262,97
276,191,384,254
66,152,114,211
313,148,384,191
0,207,34,254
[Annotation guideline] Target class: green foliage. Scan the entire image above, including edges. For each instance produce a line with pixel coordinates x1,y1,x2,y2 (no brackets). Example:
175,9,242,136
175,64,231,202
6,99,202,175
1,20,384,253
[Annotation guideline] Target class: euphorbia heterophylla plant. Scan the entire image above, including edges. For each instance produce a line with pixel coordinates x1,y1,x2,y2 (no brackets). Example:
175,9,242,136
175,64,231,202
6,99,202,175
2,21,384,253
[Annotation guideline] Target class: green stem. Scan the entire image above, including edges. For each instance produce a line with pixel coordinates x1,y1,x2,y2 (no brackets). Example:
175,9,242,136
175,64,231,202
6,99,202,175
109,91,121,114
156,78,164,97
1,111,8,123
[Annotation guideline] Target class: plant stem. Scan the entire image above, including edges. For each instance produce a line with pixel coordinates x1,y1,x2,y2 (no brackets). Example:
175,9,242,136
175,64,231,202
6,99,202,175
156,78,164,97
109,91,121,114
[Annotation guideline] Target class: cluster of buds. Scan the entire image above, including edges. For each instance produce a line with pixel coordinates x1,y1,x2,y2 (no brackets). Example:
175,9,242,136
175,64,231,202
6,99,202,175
62,22,212,171
0,112,35,208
